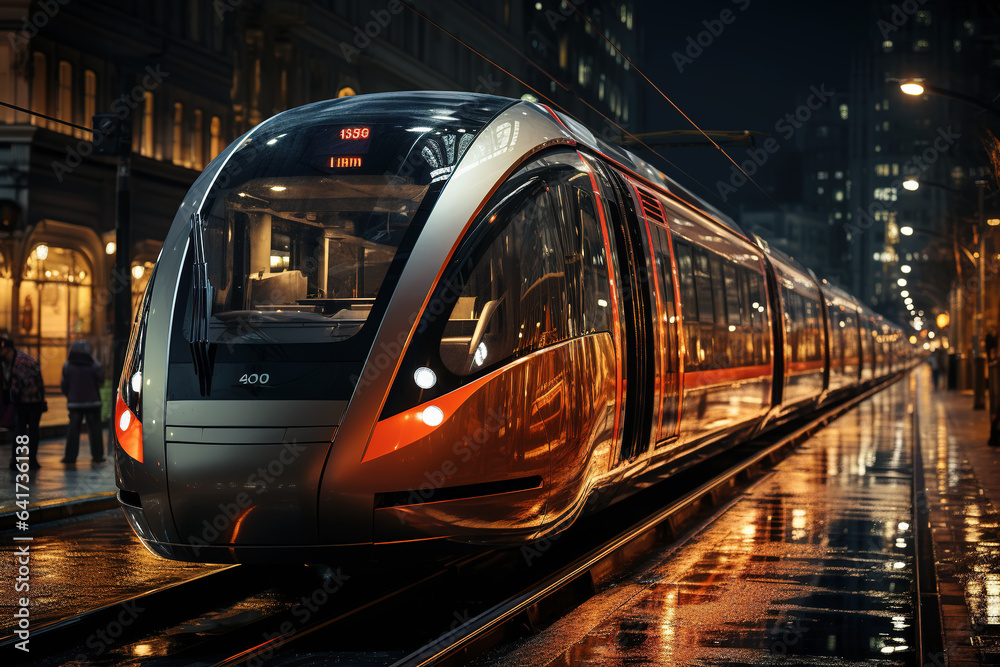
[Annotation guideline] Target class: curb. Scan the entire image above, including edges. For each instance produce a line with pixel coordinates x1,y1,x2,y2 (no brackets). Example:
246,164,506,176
0,493,119,531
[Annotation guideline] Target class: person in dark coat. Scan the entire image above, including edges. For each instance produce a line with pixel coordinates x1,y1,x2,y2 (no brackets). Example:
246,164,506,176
60,339,105,463
2,332,46,469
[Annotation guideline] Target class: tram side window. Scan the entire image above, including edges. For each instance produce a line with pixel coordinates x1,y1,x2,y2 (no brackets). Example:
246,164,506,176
651,225,678,373
673,242,700,370
438,157,616,377
723,264,743,367
439,185,570,376
802,295,823,362
549,174,613,337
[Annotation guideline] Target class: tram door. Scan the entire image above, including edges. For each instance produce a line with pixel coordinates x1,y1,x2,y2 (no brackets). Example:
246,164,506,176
631,186,681,444
589,162,655,463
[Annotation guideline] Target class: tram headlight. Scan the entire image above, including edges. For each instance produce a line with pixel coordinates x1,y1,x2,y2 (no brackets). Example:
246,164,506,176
116,394,143,463
117,267,156,463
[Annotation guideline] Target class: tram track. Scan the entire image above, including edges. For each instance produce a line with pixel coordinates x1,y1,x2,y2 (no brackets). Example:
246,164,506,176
218,372,918,666
6,372,929,666
389,372,923,667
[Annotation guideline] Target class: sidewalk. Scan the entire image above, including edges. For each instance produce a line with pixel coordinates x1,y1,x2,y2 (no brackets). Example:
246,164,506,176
916,366,1000,665
0,425,118,527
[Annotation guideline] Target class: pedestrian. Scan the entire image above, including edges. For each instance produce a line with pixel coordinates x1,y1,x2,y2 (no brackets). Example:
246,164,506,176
60,340,105,464
986,327,998,362
2,332,46,469
929,346,943,390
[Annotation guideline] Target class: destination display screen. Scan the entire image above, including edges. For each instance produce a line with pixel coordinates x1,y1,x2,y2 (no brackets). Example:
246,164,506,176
328,125,372,156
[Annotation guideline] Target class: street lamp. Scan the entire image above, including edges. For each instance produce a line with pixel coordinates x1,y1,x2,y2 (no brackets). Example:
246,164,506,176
895,78,1000,118
900,176,991,405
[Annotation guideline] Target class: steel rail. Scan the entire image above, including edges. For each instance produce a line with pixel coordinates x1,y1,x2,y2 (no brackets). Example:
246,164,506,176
391,370,917,667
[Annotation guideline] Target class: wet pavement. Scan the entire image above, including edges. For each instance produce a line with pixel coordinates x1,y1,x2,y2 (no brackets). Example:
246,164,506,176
0,509,222,633
917,375,1000,665
477,375,922,666
0,431,116,515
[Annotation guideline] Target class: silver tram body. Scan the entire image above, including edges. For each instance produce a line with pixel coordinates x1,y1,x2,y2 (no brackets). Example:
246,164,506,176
114,92,910,563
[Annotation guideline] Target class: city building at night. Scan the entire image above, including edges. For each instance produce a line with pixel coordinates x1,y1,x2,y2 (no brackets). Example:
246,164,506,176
0,0,640,388
845,0,1000,331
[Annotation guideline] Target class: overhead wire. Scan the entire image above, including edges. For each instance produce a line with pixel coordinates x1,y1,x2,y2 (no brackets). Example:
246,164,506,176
563,2,784,209
398,0,722,203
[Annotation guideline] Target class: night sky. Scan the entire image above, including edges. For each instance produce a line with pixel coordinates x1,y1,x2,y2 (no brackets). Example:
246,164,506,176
636,0,872,210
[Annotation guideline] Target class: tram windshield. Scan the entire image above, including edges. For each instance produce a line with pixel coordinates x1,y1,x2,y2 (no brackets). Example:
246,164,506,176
187,93,511,346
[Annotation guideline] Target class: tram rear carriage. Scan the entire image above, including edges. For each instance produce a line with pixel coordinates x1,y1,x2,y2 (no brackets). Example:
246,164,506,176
114,92,911,564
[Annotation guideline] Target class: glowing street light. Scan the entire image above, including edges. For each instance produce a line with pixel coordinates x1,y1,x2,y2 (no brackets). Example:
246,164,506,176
899,79,925,96
902,179,919,191
900,226,913,236
900,290,909,298
901,265,911,273
897,278,907,287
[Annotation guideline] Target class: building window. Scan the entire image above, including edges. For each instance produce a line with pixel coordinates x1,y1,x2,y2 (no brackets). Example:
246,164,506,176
954,39,962,53
141,92,154,158
874,187,897,202
892,163,899,176
916,10,931,25
914,39,930,52
882,40,893,52
83,70,96,141
883,121,889,131
210,115,222,160
20,245,93,388
172,102,184,166
834,190,844,202
191,109,203,170
834,171,843,179
57,60,73,134
30,53,48,127
817,171,829,180
838,103,848,120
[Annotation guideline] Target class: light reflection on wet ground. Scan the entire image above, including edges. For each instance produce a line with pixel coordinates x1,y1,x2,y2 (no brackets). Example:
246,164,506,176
478,378,919,666
916,367,1000,663
0,509,222,633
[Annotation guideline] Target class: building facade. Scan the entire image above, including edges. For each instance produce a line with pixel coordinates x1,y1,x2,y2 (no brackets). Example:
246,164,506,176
846,0,1000,329
0,0,640,388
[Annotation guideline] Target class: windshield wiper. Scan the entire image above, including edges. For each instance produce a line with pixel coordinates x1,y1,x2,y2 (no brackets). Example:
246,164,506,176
190,211,214,395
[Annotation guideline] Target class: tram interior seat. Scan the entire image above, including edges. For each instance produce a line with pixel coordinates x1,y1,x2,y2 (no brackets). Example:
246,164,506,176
249,270,308,308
